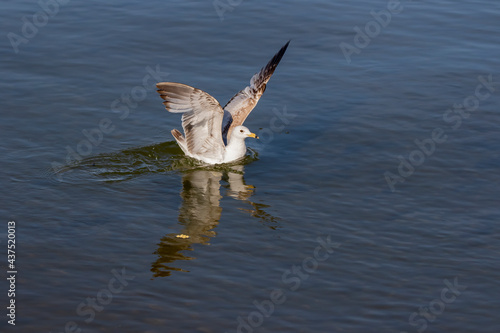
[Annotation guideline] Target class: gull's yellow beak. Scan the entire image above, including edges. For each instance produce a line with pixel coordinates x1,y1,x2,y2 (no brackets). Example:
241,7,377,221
247,133,259,139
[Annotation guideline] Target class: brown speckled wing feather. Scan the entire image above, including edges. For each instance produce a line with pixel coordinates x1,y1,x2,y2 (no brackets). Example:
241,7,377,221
157,82,225,158
222,41,290,141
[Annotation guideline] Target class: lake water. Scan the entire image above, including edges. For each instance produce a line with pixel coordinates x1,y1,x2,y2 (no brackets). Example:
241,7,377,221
1,0,500,332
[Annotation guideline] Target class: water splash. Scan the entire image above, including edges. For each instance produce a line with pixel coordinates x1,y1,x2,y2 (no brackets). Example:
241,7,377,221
48,141,259,184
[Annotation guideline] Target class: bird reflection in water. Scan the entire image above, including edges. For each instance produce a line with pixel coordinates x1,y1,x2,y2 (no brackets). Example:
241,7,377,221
46,141,278,278
151,165,278,277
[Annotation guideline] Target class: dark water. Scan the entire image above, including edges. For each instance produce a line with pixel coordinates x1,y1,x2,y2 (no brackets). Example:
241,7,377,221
1,0,500,332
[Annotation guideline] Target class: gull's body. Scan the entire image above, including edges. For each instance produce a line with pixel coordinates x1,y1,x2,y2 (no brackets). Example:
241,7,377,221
156,41,290,164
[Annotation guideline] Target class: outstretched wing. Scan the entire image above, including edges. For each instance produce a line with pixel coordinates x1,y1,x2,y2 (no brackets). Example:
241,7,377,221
222,41,290,141
157,82,225,158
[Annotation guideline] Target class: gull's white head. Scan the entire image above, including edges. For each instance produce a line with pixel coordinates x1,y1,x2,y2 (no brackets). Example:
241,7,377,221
232,125,258,140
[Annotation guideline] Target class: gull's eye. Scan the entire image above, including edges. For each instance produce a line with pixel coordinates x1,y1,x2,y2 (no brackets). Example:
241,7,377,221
240,129,244,133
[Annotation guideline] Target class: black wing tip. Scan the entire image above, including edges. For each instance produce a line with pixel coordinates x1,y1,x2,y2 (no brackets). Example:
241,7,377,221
277,40,291,57
270,40,290,66
260,40,290,77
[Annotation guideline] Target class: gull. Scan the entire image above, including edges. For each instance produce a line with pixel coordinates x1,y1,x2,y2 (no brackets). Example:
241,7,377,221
156,41,290,164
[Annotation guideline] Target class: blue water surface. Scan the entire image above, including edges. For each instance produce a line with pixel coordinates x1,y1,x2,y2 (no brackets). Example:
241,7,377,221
1,0,500,332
